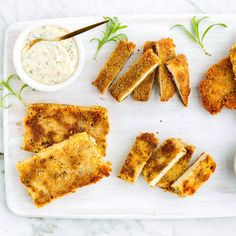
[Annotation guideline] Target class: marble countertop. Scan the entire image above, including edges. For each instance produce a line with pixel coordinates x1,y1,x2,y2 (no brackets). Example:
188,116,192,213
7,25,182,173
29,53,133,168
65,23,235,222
1,0,236,235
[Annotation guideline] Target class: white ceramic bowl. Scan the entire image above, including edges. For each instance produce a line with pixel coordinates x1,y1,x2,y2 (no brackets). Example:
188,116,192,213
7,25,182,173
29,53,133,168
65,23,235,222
13,22,85,92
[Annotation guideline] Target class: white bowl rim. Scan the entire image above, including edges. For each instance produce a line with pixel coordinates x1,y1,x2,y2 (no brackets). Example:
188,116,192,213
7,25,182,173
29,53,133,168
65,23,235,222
13,21,85,92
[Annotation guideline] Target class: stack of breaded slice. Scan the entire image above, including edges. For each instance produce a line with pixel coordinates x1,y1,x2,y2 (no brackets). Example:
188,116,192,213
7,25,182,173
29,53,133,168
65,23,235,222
92,39,191,106
118,133,216,197
17,103,112,207
200,44,236,115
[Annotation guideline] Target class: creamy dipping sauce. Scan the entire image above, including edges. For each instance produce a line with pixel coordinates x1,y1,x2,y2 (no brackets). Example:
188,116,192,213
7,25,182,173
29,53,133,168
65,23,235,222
21,25,79,85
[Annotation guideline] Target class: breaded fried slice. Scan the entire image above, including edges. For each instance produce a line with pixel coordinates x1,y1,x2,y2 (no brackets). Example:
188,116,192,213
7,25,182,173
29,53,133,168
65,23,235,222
199,57,236,115
172,152,216,197
166,54,190,106
109,49,160,102
23,103,109,156
92,40,136,94
157,141,195,192
133,41,157,101
229,43,236,79
17,132,112,207
156,38,176,101
142,138,186,187
118,133,158,183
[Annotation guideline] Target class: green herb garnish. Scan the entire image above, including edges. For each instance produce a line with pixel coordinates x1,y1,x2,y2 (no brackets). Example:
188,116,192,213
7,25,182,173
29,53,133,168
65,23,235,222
171,16,227,56
90,16,128,59
0,74,28,108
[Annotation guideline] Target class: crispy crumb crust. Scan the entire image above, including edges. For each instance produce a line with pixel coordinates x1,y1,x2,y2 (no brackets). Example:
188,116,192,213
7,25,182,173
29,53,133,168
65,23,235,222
118,133,158,183
171,153,216,197
23,103,109,156
92,40,136,94
229,43,236,80
157,141,195,192
166,54,191,106
142,138,186,186
155,38,176,101
133,41,157,101
17,132,112,207
199,57,236,115
109,49,160,102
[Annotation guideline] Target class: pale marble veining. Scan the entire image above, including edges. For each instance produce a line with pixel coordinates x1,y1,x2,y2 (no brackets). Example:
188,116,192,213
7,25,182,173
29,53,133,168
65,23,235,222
1,0,236,235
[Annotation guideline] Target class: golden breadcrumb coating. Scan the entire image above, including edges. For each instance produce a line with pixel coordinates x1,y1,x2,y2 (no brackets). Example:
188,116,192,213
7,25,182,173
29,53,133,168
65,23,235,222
92,40,136,94
229,43,236,80
109,49,160,102
166,54,191,106
199,57,236,115
133,41,157,101
171,152,216,197
23,103,109,156
17,132,112,207
118,133,158,183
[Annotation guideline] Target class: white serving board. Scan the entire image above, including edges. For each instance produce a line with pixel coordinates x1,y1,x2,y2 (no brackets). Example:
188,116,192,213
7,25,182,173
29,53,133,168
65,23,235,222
3,15,236,219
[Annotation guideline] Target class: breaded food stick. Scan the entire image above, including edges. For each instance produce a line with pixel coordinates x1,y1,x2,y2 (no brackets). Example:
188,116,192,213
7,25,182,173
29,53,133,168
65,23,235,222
172,152,216,197
229,43,236,79
92,40,136,94
157,141,195,191
156,38,176,101
166,54,191,106
133,41,157,101
118,133,158,183
17,132,112,207
109,49,160,102
143,138,186,187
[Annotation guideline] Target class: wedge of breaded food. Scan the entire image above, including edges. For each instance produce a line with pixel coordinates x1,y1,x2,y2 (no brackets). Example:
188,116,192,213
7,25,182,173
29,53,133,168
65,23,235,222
133,41,157,101
109,49,160,102
166,54,190,106
172,152,216,197
229,43,236,79
156,38,176,101
92,40,136,94
17,132,112,207
157,141,195,192
143,138,186,187
199,57,236,115
23,103,109,156
118,133,158,183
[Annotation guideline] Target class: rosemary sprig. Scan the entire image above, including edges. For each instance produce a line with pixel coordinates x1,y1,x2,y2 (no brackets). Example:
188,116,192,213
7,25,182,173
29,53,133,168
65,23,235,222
0,74,28,108
171,16,227,56
90,16,128,59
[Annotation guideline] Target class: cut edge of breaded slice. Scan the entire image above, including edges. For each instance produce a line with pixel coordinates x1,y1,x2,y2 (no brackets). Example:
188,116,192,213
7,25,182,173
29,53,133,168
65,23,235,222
17,132,112,207
157,141,195,192
142,138,186,187
199,57,236,115
155,38,176,102
171,152,216,197
92,40,136,94
118,132,158,183
166,54,191,107
23,103,109,156
109,49,160,102
229,43,236,80
133,41,157,101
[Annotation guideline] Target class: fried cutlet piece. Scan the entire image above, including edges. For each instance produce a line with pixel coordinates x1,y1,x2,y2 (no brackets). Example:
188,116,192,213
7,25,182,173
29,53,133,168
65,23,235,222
156,38,176,101
229,43,236,79
109,49,160,102
143,138,186,187
133,41,157,101
157,141,195,192
118,133,158,183
23,103,109,156
166,54,190,106
17,132,112,207
199,57,236,115
172,152,216,197
92,40,136,94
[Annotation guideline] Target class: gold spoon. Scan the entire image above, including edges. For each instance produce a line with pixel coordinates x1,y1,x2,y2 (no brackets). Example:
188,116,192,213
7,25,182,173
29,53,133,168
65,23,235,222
22,19,109,53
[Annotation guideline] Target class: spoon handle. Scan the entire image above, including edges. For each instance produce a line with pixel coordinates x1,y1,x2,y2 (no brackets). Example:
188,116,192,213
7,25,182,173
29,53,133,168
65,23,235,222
59,20,109,40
